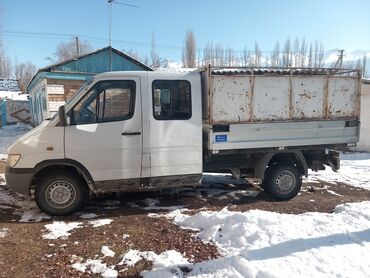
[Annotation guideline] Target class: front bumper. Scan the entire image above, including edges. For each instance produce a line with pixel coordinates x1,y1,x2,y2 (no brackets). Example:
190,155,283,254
5,166,33,196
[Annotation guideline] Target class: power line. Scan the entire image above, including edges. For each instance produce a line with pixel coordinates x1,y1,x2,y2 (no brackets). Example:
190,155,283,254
1,30,340,55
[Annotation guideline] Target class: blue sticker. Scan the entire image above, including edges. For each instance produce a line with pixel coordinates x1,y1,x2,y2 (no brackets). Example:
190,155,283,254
215,134,227,142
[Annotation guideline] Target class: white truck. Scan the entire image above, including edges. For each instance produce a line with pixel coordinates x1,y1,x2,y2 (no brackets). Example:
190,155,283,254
5,67,361,215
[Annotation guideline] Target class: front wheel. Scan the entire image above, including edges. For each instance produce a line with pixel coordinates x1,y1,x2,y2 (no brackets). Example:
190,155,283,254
35,171,88,216
263,164,302,201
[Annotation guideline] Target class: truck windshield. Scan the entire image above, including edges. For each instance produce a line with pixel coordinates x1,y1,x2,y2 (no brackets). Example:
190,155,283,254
46,78,95,121
65,78,95,107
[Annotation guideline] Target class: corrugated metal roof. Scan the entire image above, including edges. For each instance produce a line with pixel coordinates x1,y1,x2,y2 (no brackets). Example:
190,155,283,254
211,67,359,76
39,46,153,73
0,79,20,92
27,46,153,92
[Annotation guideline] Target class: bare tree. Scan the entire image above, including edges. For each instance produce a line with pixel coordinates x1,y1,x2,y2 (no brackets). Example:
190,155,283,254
54,38,93,62
293,38,300,67
150,32,160,68
242,46,251,67
225,47,237,67
215,44,224,67
15,62,37,92
271,41,280,67
125,48,140,61
181,29,196,68
0,36,12,78
318,41,324,67
362,56,367,77
283,38,291,67
300,37,307,67
308,42,313,68
202,42,214,66
254,42,262,66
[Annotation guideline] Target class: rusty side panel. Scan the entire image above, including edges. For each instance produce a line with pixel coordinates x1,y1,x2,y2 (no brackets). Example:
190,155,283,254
208,73,360,123
328,77,360,118
292,76,325,119
211,75,251,123
252,76,290,121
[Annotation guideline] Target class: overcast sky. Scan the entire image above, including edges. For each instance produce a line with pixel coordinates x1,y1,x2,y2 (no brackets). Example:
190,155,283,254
1,0,370,68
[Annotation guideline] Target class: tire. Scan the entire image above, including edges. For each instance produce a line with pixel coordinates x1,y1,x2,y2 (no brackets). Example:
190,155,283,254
35,171,88,216
263,164,302,201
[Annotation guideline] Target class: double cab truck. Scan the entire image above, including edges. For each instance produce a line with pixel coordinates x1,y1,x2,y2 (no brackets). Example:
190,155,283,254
5,66,361,215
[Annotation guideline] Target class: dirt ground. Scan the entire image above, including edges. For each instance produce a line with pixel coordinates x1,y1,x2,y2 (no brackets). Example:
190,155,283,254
1,160,370,277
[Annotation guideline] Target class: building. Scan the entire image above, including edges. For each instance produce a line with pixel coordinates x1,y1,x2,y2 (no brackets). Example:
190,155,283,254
0,79,22,100
0,79,30,126
27,46,152,125
356,79,370,151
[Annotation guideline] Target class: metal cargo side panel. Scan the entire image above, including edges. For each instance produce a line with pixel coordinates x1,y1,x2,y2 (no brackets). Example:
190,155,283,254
209,120,358,151
211,76,251,123
292,76,325,119
328,77,359,118
252,76,290,121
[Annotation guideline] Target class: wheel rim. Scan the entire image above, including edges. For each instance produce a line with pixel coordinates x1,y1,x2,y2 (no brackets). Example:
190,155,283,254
275,170,296,194
45,180,77,209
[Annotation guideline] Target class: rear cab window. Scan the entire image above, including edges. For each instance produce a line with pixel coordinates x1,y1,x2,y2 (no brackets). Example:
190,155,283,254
152,80,191,120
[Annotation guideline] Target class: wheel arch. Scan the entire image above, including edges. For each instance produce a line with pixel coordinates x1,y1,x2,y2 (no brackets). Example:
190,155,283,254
33,159,95,192
255,150,308,180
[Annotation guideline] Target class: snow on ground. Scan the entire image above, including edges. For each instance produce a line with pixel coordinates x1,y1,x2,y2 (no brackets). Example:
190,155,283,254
0,123,31,155
135,201,370,278
0,227,8,238
88,219,113,227
0,180,51,222
42,221,83,240
72,258,118,278
307,153,370,190
101,246,115,257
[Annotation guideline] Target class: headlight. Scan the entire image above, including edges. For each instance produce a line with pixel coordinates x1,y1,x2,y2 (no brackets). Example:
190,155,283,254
7,154,21,168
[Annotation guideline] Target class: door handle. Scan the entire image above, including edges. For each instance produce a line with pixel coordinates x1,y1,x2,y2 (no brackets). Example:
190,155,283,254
121,131,141,136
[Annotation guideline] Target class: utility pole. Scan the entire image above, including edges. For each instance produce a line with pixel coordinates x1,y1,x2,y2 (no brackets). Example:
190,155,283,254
334,49,345,68
75,36,80,57
107,0,139,71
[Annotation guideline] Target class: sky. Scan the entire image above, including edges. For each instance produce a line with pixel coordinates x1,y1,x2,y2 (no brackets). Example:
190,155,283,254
1,0,370,68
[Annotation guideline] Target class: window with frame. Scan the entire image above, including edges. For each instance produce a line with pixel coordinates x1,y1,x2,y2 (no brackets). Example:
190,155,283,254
152,80,191,120
70,80,135,125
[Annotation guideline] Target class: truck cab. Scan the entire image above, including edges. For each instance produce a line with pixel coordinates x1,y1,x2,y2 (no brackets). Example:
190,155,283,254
6,71,203,215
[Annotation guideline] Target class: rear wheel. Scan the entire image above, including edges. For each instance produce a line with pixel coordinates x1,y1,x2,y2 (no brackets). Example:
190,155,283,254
35,171,88,216
263,164,302,201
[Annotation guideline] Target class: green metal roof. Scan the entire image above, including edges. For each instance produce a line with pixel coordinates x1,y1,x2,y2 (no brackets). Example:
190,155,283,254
27,46,152,92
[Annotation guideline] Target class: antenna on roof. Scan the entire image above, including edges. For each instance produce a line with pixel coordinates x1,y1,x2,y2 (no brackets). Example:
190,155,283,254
108,0,139,71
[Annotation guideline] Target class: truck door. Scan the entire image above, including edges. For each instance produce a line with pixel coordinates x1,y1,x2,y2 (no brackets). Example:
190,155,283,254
65,78,142,191
146,74,203,182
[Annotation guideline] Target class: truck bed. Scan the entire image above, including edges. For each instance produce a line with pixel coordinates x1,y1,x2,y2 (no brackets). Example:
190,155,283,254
201,67,361,151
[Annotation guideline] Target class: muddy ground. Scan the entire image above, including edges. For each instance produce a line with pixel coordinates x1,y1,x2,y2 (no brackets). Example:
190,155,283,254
0,160,370,278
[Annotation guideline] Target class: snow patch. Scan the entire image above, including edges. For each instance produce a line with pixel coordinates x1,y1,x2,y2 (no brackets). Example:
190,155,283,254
0,184,50,222
101,246,115,257
0,228,8,238
72,259,118,278
42,221,82,240
88,219,113,227
119,249,189,277
163,201,370,277
307,153,370,190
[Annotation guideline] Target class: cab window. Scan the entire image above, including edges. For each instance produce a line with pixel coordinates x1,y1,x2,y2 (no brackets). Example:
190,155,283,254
152,80,191,120
70,80,135,125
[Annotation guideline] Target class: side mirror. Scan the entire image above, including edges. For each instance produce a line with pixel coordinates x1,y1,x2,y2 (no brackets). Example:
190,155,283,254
58,105,67,127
